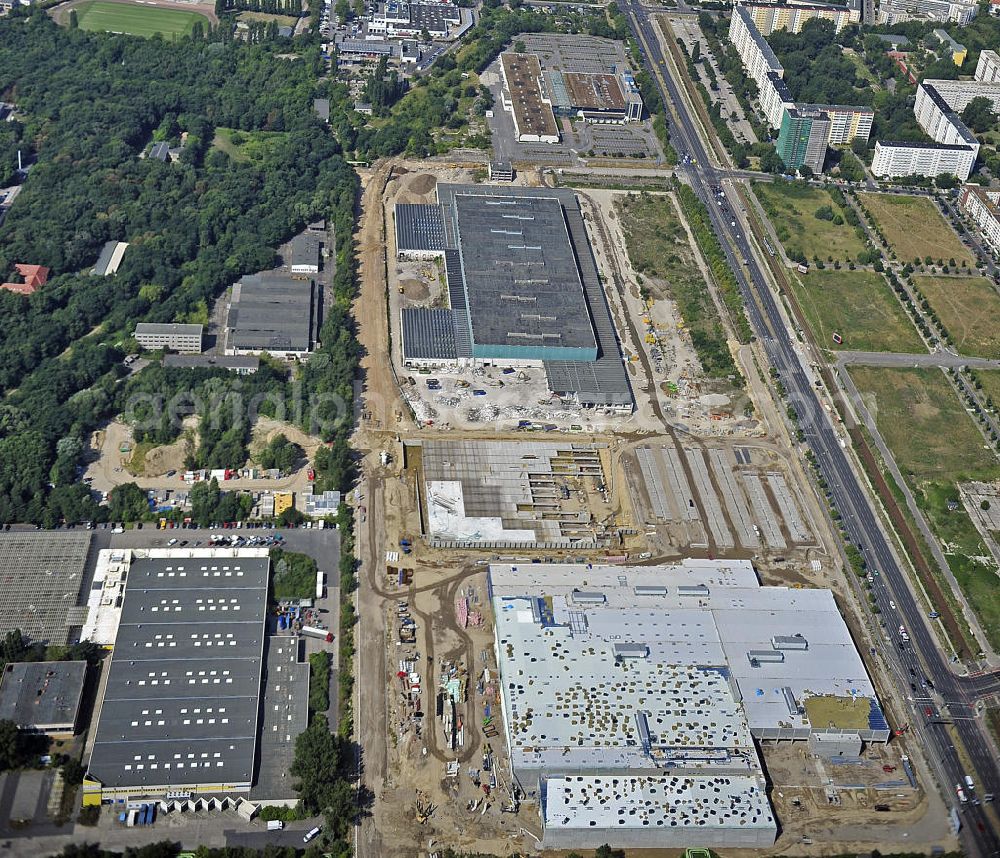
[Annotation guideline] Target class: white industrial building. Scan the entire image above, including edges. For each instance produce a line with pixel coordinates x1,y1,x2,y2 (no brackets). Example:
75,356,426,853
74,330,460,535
488,560,888,850
367,1,460,39
134,323,204,353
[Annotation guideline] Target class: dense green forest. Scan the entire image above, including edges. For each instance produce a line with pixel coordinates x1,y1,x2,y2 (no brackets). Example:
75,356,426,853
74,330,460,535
0,4,657,526
0,14,358,525
768,20,873,108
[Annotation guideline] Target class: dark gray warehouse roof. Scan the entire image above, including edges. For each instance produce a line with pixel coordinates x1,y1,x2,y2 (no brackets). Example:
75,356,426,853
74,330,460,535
395,204,447,254
401,308,458,360
87,554,270,791
0,661,87,732
452,192,598,356
228,273,315,353
287,233,321,270
436,184,632,408
163,354,261,372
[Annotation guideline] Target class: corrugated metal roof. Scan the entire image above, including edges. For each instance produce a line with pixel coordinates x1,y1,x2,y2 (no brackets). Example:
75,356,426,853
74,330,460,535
401,308,458,360
229,274,314,352
395,204,447,253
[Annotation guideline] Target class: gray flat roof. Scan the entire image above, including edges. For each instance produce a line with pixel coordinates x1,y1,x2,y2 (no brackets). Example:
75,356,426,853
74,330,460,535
878,139,974,151
337,38,395,55
408,1,460,28
149,142,171,162
87,552,270,791
135,323,203,336
163,355,260,371
0,532,93,646
0,661,87,730
436,184,632,407
401,308,458,360
229,273,314,352
452,192,597,355
287,233,321,269
91,241,122,277
249,636,309,800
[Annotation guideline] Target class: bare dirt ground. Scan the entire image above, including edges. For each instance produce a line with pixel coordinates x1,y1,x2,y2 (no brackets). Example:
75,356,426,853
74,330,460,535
583,187,759,437
349,157,952,858
84,416,318,494
248,415,325,461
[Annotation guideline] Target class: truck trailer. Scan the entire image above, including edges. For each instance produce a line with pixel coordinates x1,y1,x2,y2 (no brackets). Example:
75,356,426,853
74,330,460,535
300,625,334,642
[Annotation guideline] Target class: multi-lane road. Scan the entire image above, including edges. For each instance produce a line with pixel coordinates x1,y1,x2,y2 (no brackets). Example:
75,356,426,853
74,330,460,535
617,1,999,853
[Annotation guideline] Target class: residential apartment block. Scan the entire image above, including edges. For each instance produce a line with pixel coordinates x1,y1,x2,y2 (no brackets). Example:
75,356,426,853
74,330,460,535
729,6,872,170
777,108,830,172
976,49,1000,84
739,0,861,35
893,60,1000,180
959,185,1000,256
877,0,978,25
872,140,977,181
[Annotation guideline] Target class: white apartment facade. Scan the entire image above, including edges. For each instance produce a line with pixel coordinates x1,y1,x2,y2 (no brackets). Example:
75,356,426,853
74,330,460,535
740,0,861,35
877,0,978,25
976,50,1000,84
872,141,976,181
959,185,1000,256
730,4,872,149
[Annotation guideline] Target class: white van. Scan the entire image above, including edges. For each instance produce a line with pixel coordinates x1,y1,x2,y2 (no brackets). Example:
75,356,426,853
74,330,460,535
266,820,284,831
303,826,321,843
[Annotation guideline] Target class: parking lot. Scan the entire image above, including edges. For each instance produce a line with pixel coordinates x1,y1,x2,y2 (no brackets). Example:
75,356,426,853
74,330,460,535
483,32,666,167
589,126,656,158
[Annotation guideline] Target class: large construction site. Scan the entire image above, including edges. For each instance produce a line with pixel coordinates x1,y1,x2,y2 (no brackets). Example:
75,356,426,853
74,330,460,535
350,157,958,857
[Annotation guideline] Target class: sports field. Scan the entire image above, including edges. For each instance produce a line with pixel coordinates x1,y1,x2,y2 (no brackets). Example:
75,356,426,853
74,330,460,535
860,193,975,268
791,268,922,353
915,275,1000,359
753,181,867,263
72,1,208,38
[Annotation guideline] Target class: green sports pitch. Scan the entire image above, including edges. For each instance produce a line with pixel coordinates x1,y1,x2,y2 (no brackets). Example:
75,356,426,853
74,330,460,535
71,1,208,38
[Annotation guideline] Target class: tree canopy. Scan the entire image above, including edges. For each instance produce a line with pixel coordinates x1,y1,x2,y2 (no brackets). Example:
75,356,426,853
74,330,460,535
0,15,359,524
961,96,998,134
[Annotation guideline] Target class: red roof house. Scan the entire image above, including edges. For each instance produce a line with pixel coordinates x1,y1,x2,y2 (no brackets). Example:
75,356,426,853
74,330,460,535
1,264,50,295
